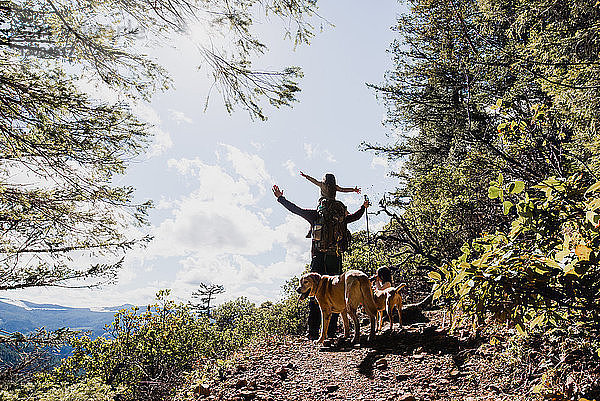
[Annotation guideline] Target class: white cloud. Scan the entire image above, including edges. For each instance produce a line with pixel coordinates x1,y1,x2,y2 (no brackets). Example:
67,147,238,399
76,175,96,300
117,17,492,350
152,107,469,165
303,143,337,163
250,141,264,151
283,159,296,176
168,109,193,125
167,157,205,176
157,198,176,210
146,147,313,304
142,211,310,305
8,146,314,308
170,223,309,304
153,159,267,258
324,150,337,163
168,158,255,204
303,143,316,159
220,144,272,189
150,194,275,257
151,147,311,290
371,156,388,169
148,127,173,157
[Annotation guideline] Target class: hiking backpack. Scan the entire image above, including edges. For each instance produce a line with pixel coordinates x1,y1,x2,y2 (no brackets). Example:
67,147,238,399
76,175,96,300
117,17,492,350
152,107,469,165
312,198,349,254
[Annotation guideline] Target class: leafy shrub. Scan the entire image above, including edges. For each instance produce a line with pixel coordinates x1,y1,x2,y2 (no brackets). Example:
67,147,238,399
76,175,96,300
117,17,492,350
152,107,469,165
41,281,308,400
53,290,215,400
0,377,117,401
245,277,308,337
212,277,308,343
434,174,600,335
344,230,433,302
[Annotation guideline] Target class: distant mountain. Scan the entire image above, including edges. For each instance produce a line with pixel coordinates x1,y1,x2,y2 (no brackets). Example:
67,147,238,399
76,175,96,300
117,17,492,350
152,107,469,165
0,298,131,337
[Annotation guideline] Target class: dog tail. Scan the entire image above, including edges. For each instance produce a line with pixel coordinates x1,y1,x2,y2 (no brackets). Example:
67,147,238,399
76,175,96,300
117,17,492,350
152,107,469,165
387,283,406,298
360,278,378,317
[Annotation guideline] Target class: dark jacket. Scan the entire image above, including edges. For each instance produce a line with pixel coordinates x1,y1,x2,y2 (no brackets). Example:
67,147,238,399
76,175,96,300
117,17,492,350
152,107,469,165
277,196,365,255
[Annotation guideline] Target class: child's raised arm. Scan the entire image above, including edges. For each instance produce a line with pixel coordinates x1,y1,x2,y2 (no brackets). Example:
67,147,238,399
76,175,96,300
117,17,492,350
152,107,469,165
336,185,361,194
300,171,321,188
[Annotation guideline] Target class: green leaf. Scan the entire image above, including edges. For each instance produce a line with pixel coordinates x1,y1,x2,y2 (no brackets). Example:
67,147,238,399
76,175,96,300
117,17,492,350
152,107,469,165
586,211,600,226
529,314,545,329
515,322,526,336
503,201,513,215
542,257,560,269
587,198,600,211
488,186,500,199
586,181,600,194
509,181,525,194
534,177,563,196
448,269,468,288
428,271,442,281
458,281,472,296
534,265,550,274
563,261,580,276
554,248,570,261
509,219,523,237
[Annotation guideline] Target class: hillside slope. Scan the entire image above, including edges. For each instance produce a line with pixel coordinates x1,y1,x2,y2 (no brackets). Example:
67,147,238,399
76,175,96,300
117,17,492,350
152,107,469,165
0,298,126,337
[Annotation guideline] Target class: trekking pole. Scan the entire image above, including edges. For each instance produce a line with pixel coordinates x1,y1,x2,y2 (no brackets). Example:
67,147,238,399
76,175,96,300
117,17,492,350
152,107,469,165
364,194,371,270
364,194,370,244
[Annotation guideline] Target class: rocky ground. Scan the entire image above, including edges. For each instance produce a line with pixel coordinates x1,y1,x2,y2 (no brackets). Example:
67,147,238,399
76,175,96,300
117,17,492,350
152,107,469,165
195,310,537,401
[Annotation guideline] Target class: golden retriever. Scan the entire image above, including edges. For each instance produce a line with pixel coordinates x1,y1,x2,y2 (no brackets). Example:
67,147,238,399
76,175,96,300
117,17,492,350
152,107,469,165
373,284,406,331
297,270,378,344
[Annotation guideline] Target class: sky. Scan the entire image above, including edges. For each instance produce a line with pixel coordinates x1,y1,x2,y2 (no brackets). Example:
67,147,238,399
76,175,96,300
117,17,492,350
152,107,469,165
7,0,407,309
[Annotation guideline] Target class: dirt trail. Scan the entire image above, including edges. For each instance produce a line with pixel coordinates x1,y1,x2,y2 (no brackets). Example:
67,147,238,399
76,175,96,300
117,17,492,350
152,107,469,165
206,311,525,401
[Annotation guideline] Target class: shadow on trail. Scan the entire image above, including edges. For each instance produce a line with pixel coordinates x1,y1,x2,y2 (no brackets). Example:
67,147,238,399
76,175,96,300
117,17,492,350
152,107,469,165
353,323,484,379
315,308,485,378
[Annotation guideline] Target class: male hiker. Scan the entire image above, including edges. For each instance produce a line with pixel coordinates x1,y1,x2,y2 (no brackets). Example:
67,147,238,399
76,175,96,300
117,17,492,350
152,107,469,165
272,182,369,340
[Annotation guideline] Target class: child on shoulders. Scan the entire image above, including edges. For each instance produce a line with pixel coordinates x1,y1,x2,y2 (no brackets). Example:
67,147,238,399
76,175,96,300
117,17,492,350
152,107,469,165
299,171,361,240
300,171,360,201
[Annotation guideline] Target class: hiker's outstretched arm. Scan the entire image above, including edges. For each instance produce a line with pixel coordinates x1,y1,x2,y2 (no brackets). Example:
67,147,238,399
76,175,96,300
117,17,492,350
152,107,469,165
336,185,361,194
300,171,321,187
278,197,317,223
346,206,365,223
347,199,369,223
274,185,317,223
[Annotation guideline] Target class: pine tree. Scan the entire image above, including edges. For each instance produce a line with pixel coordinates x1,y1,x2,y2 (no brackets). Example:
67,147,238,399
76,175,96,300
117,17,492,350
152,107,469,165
189,283,225,318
